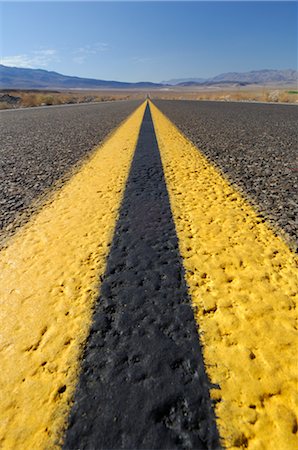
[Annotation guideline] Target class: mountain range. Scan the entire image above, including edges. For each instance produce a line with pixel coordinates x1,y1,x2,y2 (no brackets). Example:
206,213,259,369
0,65,297,90
162,69,298,86
0,65,162,89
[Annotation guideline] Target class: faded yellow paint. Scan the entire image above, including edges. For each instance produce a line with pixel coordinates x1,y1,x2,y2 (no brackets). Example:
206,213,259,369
0,102,146,449
150,101,298,450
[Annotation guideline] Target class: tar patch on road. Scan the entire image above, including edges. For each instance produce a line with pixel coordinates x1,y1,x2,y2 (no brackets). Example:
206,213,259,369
63,104,220,450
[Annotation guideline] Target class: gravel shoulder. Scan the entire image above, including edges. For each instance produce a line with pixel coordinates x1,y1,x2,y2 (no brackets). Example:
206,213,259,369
0,100,142,240
154,100,298,249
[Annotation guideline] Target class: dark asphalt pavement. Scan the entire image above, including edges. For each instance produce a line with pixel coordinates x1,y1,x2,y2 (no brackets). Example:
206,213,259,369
154,100,298,249
0,100,142,238
64,104,220,450
2,99,296,448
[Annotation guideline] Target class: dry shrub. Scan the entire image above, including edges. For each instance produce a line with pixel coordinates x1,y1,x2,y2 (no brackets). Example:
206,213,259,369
151,88,297,104
0,89,145,109
0,102,10,110
21,93,39,107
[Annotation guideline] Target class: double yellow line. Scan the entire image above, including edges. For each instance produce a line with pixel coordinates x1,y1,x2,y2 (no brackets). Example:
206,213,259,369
151,102,297,450
0,100,296,449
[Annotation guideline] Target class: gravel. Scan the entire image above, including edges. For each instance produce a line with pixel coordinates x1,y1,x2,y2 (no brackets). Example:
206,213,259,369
0,100,142,237
154,100,298,249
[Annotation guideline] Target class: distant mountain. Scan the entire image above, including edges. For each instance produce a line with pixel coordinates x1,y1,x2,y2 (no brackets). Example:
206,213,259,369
0,65,163,89
176,80,250,87
161,77,207,85
165,70,298,86
1,65,297,90
211,69,298,84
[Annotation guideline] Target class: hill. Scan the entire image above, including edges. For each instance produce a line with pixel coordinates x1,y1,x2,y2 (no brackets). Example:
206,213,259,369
0,65,163,89
164,70,298,86
211,69,298,84
1,65,297,90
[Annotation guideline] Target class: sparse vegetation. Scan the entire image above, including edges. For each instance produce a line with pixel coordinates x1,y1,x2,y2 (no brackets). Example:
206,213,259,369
150,87,298,104
0,89,144,109
1,87,297,110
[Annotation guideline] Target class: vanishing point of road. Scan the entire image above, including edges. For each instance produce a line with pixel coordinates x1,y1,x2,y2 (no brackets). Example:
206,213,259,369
0,100,297,450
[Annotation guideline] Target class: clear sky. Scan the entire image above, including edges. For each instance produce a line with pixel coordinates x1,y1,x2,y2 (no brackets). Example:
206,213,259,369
0,1,297,82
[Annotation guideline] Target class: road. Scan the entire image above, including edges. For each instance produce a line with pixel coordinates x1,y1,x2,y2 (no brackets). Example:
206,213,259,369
0,100,142,241
0,100,297,450
155,100,298,250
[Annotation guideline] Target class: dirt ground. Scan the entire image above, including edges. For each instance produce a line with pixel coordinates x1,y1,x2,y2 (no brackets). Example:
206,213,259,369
149,85,298,104
1,85,297,109
0,89,146,109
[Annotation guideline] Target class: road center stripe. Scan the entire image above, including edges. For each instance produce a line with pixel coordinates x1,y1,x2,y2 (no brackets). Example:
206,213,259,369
0,101,146,449
150,101,298,449
63,103,220,450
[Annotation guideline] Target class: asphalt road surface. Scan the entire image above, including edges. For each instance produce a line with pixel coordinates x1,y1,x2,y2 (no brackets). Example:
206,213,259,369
0,100,142,237
64,104,220,450
1,100,297,450
154,100,298,249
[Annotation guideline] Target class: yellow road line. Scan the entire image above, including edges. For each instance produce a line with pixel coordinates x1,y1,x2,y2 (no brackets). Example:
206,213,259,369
0,101,146,449
150,101,298,450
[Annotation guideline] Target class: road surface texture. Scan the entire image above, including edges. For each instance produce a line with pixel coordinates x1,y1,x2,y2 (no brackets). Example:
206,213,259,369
154,100,298,250
64,104,220,450
0,100,142,239
0,100,297,450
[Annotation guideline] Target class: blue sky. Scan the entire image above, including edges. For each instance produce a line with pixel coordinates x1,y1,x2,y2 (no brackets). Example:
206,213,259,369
1,1,297,82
